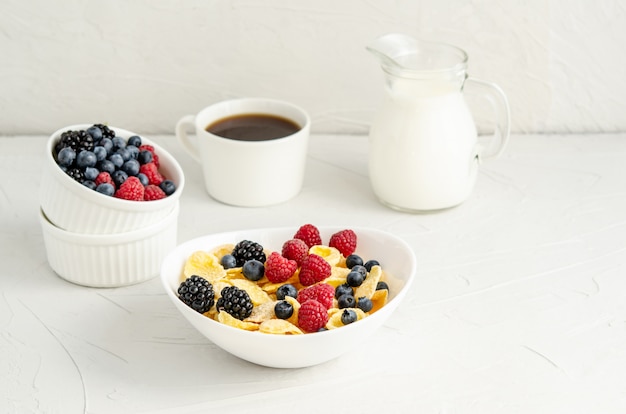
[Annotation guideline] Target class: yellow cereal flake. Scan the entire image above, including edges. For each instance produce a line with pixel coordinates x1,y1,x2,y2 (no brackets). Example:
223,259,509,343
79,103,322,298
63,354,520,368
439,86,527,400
183,250,226,283
209,243,235,260
245,300,276,323
370,288,388,313
323,266,351,287
309,245,342,266
283,295,301,326
230,279,272,305
217,311,260,331
259,319,303,335
325,308,366,330
354,265,382,300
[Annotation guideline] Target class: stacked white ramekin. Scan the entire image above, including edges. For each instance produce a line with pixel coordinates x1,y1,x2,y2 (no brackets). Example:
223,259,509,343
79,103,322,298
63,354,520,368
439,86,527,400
39,125,184,287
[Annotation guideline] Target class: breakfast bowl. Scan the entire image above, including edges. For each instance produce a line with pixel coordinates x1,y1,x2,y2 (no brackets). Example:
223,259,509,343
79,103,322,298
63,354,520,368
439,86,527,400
40,201,179,287
161,226,416,368
40,124,185,234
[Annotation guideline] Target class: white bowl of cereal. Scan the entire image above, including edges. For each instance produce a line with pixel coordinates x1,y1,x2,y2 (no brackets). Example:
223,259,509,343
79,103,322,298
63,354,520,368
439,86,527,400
160,224,416,368
40,123,184,234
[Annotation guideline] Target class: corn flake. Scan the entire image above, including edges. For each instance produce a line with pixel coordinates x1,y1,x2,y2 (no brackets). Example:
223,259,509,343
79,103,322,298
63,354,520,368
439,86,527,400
259,319,303,335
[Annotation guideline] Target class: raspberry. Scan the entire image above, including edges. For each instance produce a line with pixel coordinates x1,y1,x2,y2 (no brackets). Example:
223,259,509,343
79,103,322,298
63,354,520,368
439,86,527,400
329,229,357,257
144,184,166,201
298,254,331,286
139,144,160,167
114,176,144,201
298,299,329,333
297,283,334,310
293,224,322,248
139,162,164,185
95,171,114,188
264,252,298,284
281,238,309,265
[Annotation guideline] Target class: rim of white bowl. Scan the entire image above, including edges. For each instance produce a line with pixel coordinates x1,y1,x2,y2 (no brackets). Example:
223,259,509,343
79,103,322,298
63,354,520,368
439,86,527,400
39,201,179,245
46,124,185,212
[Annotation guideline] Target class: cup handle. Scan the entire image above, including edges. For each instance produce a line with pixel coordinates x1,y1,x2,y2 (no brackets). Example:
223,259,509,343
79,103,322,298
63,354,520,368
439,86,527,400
175,115,201,163
464,77,511,161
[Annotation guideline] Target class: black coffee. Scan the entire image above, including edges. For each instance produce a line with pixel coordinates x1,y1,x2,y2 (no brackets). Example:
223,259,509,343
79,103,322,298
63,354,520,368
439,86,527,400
206,113,300,141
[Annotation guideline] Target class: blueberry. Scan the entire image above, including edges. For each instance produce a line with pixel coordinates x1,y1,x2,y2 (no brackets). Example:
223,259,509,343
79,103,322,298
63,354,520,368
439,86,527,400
335,283,353,299
85,126,103,142
116,148,131,162
337,294,356,309
95,183,115,196
93,146,107,161
220,254,237,269
346,254,363,268
242,259,265,281
112,136,126,151
138,150,153,164
346,270,365,287
97,159,115,175
274,301,294,319
276,284,298,300
127,135,142,147
351,265,367,277
376,281,389,291
357,296,373,313
122,159,140,176
108,153,124,168
341,309,358,325
364,260,380,272
84,167,99,181
82,180,97,190
137,173,149,186
56,147,76,167
76,150,97,168
100,137,113,154
112,170,128,187
159,180,176,196
126,145,139,159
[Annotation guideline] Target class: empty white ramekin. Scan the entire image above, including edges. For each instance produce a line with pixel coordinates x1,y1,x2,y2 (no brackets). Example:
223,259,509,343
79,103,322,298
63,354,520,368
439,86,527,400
40,124,185,234
40,201,179,287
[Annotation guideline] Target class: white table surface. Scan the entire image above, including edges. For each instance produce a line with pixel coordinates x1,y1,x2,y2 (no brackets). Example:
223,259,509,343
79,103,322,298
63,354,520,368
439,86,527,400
2,133,626,414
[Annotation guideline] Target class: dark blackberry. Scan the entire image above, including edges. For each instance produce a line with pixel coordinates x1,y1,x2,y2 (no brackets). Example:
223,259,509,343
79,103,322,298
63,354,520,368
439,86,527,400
93,123,115,139
66,167,84,183
232,240,266,267
216,286,253,320
178,275,215,314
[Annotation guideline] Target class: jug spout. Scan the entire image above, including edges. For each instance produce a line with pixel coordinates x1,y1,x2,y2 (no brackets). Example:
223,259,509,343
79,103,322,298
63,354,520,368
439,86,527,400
366,33,468,79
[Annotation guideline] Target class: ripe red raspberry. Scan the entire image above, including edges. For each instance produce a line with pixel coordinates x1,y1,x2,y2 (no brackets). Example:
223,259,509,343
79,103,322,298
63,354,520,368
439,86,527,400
297,283,334,310
281,238,309,265
264,251,298,283
298,254,331,286
139,162,164,185
114,176,145,201
293,224,322,248
144,184,166,201
95,171,114,188
297,299,329,333
139,144,160,167
329,229,357,257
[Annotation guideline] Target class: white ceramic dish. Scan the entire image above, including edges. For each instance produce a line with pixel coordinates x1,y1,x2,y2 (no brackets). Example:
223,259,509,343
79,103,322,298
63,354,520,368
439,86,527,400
40,202,179,287
161,226,416,368
40,124,185,234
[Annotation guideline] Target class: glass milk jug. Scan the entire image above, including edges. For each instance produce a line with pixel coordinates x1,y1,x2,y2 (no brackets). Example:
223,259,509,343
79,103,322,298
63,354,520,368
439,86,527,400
367,33,510,212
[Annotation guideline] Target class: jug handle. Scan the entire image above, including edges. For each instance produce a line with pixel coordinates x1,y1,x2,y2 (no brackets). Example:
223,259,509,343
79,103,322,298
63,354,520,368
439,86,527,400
464,78,511,161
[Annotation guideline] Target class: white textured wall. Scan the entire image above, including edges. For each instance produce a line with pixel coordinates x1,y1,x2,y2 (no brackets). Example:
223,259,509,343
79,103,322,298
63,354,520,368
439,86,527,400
1,0,626,135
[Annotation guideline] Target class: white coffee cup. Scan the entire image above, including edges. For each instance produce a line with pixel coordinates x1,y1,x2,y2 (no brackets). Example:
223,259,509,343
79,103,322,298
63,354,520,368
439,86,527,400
175,98,310,207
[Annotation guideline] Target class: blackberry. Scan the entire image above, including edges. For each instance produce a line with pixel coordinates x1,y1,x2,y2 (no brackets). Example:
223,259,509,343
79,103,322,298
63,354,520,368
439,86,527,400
178,275,215,313
232,240,266,267
93,123,115,139
66,167,84,182
216,286,253,320
55,129,90,154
